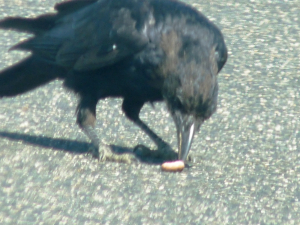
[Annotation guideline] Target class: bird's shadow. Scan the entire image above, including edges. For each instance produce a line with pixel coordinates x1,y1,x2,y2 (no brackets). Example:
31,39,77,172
0,131,169,164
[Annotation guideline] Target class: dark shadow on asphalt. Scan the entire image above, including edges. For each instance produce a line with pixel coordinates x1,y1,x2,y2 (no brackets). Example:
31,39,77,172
0,131,170,164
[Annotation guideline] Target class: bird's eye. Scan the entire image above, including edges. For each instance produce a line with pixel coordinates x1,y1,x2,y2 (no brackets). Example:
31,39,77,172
105,44,117,53
214,50,219,60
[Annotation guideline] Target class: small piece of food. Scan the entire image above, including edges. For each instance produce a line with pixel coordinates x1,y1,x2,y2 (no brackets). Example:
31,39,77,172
161,160,185,172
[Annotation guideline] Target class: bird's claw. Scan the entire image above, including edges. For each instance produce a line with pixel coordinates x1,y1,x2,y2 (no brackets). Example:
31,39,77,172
133,143,178,161
157,142,178,161
133,144,154,157
89,145,136,163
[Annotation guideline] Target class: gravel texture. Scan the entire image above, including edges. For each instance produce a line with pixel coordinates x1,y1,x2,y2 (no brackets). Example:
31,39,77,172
0,0,299,224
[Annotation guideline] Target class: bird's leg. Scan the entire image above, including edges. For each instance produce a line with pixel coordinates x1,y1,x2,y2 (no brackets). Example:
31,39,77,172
77,96,134,163
76,105,99,158
122,99,177,160
133,117,178,160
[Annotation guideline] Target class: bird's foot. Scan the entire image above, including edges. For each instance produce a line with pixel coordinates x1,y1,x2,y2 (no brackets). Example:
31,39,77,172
89,145,136,163
134,143,178,161
133,144,154,157
157,142,178,161
133,143,194,162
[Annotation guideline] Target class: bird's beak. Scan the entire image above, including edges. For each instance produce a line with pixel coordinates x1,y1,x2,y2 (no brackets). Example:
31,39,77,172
177,121,196,161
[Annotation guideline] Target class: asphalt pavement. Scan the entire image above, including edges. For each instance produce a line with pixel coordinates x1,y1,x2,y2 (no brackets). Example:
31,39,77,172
0,0,299,224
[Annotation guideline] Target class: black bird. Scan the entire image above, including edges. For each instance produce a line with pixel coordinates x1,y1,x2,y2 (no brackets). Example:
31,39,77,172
0,0,227,162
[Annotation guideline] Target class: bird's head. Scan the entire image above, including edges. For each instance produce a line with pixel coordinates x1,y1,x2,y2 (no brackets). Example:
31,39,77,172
162,65,219,161
160,29,226,161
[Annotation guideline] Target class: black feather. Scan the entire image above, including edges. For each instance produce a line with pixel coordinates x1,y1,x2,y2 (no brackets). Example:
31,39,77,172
0,0,227,162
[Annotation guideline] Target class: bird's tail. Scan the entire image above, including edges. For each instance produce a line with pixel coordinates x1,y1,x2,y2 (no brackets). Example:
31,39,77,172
0,0,98,35
0,56,66,97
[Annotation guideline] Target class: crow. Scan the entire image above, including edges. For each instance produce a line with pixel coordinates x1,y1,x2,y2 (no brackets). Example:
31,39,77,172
0,0,227,163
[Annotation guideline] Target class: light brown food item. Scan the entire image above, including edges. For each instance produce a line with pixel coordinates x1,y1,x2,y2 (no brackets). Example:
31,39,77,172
161,160,185,172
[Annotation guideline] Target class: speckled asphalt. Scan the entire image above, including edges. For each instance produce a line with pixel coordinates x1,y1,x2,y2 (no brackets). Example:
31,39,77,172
0,0,299,224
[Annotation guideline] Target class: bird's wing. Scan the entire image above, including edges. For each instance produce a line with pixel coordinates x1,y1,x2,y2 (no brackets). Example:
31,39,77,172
54,0,99,16
57,6,149,71
12,0,149,71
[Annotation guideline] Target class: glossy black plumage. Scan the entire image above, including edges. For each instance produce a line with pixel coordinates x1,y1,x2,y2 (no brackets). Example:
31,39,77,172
0,0,227,162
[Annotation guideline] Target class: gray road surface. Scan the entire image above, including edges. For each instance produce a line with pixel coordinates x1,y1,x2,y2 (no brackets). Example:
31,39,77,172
0,0,299,224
